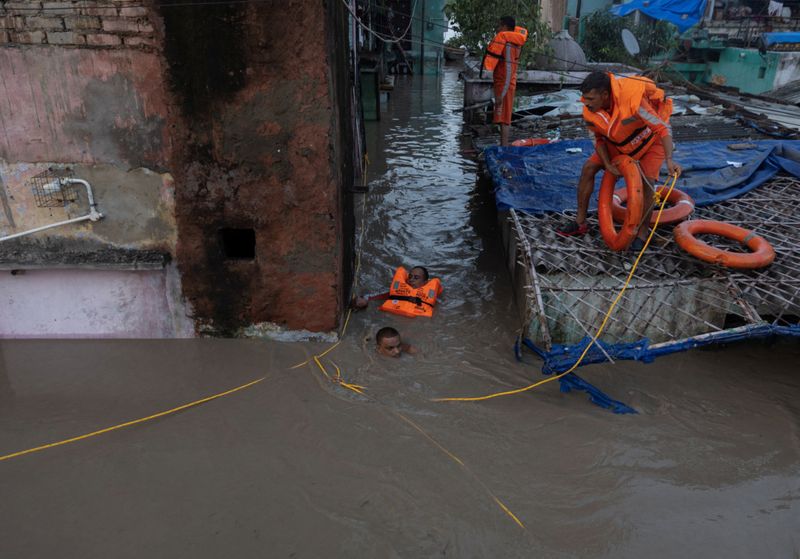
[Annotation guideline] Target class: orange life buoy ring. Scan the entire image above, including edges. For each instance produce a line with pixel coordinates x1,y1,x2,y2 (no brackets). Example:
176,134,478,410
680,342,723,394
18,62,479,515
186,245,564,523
612,185,694,225
598,155,644,251
510,138,550,147
673,220,775,269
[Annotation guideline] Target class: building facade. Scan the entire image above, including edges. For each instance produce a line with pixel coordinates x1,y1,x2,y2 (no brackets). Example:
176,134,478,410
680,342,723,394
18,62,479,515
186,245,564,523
0,0,358,338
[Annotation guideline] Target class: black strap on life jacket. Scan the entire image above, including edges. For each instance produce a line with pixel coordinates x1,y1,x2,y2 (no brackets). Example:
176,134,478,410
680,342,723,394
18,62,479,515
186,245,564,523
389,294,433,307
606,126,648,147
626,133,655,157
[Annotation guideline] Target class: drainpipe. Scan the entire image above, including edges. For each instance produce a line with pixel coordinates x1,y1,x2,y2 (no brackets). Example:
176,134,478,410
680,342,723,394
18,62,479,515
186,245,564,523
419,0,425,74
705,0,715,24
0,178,104,243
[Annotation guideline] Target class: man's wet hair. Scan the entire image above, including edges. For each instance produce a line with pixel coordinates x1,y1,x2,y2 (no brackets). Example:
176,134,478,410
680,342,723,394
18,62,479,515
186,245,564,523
580,71,611,94
376,326,400,345
411,266,429,281
500,15,516,29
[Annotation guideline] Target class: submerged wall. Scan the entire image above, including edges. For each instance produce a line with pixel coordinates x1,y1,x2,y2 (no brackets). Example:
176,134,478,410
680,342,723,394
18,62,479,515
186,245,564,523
0,0,354,338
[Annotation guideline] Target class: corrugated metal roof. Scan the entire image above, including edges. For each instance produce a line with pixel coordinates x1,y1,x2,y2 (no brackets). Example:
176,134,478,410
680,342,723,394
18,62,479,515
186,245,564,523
767,80,800,105
471,114,772,151
713,90,800,130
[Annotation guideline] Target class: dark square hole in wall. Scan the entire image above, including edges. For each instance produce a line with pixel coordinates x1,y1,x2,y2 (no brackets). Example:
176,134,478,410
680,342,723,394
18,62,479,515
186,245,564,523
219,228,255,259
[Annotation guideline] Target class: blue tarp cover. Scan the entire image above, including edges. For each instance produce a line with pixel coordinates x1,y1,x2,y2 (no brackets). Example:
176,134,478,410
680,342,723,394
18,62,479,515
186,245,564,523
485,140,800,214
763,32,800,46
517,323,800,415
610,0,706,32
491,139,800,413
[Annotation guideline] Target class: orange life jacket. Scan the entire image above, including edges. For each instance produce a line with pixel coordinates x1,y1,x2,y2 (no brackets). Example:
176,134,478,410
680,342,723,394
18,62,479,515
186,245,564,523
583,73,673,158
483,26,528,74
379,266,442,319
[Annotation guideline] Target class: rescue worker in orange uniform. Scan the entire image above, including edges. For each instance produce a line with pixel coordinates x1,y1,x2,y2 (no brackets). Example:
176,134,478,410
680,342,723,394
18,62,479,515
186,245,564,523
558,71,682,249
483,16,528,147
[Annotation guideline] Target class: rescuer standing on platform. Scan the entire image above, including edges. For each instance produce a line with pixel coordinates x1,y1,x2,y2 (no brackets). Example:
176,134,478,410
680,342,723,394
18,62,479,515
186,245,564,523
483,16,528,147
558,71,682,249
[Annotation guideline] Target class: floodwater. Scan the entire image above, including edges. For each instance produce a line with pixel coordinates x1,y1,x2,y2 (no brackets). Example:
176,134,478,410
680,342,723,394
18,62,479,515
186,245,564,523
2,68,799,558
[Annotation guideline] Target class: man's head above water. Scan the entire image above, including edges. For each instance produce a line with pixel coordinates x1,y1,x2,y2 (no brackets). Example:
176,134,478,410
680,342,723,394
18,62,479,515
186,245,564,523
376,326,403,358
406,266,429,289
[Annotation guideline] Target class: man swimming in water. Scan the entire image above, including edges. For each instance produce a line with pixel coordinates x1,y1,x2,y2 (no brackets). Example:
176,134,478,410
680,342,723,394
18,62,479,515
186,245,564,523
375,326,417,357
352,266,430,309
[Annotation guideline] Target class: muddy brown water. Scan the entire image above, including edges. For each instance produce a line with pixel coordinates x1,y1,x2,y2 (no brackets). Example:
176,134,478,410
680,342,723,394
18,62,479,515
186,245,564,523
2,69,799,558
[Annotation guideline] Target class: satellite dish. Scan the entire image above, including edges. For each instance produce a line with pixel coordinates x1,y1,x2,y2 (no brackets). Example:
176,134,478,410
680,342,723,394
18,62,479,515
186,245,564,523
621,28,640,56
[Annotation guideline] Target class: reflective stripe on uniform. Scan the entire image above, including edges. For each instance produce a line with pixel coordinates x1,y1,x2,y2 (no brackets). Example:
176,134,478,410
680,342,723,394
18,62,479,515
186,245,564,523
498,42,513,103
637,106,671,135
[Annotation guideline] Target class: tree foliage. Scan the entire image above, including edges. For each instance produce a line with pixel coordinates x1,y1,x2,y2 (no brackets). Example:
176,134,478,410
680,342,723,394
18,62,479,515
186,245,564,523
580,10,677,66
444,0,551,68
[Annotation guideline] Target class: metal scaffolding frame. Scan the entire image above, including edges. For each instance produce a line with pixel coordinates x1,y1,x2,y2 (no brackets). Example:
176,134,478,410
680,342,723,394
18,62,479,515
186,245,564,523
510,176,800,353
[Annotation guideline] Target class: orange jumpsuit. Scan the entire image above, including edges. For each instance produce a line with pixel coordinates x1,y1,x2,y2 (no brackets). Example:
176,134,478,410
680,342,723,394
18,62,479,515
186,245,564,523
584,73,673,178
483,27,528,126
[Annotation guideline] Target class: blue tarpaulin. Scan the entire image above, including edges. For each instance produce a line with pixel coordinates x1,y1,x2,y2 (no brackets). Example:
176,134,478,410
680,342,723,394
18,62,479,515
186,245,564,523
763,32,800,47
490,139,800,414
485,140,800,214
516,322,800,415
610,0,706,32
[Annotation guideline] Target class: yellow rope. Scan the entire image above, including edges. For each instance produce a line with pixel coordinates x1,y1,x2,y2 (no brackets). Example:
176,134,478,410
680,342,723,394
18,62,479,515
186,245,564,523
1,151,526,531
1,155,377,463
292,151,371,387
0,376,266,462
434,172,680,403
391,410,526,530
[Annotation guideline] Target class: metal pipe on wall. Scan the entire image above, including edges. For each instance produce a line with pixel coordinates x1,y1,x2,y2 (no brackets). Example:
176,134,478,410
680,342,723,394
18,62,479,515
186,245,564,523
0,178,103,243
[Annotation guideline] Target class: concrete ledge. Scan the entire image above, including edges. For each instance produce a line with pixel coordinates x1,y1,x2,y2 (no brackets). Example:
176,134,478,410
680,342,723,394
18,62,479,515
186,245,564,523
0,242,170,271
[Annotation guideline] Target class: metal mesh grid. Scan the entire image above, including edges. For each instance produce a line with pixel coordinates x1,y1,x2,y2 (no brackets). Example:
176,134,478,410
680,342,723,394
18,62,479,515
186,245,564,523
510,176,800,351
30,168,77,208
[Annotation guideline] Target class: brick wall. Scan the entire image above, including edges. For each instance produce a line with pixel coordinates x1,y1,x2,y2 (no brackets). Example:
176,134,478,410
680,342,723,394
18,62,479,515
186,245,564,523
0,0,355,336
0,1,156,50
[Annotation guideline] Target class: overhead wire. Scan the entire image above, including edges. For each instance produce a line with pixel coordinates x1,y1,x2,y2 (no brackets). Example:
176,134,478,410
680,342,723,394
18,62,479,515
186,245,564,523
4,0,279,10
341,0,420,44
362,0,454,32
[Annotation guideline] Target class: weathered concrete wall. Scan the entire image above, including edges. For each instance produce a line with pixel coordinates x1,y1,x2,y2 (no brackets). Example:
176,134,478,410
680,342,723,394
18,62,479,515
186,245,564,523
158,0,352,335
0,266,191,338
0,33,176,250
0,0,353,337
0,48,171,167
0,163,176,252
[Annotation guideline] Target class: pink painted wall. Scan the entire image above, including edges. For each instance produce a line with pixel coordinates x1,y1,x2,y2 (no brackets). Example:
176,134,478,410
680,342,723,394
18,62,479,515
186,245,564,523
0,268,191,338
0,48,172,169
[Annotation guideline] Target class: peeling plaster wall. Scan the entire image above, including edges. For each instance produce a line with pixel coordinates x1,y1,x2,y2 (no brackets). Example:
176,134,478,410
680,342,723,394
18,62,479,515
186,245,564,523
160,0,353,335
0,47,176,247
0,48,172,168
0,265,192,338
0,163,176,252
0,8,184,338
0,0,353,337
